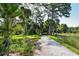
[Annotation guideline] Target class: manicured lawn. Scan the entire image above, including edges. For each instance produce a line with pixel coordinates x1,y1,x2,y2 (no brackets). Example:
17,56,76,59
48,34,79,55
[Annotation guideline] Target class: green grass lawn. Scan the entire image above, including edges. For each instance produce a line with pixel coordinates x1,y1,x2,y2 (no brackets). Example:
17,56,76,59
58,33,79,36
0,35,41,55
48,34,79,55
11,35,40,40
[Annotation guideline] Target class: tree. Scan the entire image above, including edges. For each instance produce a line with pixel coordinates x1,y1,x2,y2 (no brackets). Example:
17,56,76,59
19,6,31,35
12,24,23,35
0,3,21,55
57,24,68,33
30,3,45,35
68,26,79,33
54,19,60,34
44,19,55,35
42,3,71,34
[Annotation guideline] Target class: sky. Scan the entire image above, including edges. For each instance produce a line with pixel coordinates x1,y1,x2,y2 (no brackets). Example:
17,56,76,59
60,3,79,27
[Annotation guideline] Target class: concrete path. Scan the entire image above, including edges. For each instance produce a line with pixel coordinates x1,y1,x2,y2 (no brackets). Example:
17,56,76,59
34,36,78,56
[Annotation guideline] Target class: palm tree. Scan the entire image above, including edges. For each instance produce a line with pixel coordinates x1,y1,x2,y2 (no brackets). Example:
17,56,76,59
0,3,21,55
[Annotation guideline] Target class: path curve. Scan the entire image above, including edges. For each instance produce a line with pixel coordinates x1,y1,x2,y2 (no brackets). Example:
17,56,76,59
34,36,78,56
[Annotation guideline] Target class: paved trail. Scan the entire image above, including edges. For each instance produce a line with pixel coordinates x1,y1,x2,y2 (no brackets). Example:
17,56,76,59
34,36,78,56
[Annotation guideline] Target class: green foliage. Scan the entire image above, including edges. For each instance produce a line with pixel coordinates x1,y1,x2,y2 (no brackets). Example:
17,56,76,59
9,35,40,55
48,33,79,55
0,3,22,55
62,43,79,54
0,3,72,55
57,24,68,33
12,24,23,35
44,19,55,35
0,35,40,55
68,26,79,33
0,38,7,55
0,4,21,18
11,35,40,40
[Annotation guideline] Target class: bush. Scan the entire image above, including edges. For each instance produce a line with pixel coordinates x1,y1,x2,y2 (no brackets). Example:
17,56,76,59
0,35,40,55
10,35,40,55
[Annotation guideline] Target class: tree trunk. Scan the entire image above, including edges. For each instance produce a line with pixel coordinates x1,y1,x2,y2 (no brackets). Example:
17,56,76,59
3,17,10,56
51,9,55,35
24,18,28,35
52,26,54,35
48,26,51,35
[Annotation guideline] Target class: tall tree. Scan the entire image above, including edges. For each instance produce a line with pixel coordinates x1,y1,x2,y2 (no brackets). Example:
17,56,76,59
43,3,71,35
19,6,31,35
0,3,21,55
44,19,55,35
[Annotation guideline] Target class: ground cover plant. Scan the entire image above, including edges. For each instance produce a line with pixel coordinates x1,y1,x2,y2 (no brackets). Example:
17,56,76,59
48,33,79,54
0,35,40,56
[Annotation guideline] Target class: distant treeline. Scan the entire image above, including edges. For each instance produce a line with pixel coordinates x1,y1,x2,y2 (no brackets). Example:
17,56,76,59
68,26,79,33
